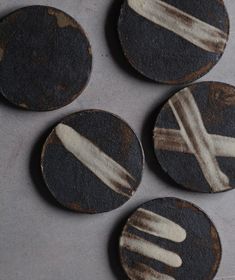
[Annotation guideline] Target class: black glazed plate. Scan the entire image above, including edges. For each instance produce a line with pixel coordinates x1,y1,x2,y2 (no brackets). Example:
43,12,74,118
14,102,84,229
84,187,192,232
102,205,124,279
41,110,144,213
0,5,92,111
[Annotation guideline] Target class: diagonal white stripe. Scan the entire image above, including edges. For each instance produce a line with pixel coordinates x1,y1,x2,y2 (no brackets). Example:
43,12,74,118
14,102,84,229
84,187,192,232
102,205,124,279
154,127,235,158
128,0,228,53
55,124,135,198
169,88,231,192
120,232,182,268
124,262,175,280
129,208,186,243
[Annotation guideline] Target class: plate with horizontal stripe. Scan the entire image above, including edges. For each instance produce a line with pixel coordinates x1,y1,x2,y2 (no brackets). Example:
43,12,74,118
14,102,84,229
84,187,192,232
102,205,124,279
41,110,144,213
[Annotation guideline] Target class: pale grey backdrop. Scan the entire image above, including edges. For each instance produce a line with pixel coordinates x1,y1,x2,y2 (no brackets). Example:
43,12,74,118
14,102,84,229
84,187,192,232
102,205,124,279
0,0,235,279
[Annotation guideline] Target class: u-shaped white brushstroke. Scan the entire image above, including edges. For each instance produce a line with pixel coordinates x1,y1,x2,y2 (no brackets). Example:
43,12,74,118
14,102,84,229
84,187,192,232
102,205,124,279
56,124,135,197
128,0,228,53
129,208,186,243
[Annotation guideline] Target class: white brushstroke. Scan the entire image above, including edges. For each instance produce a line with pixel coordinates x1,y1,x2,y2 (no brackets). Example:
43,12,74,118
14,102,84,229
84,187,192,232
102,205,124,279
120,233,182,268
169,88,231,192
154,127,235,157
56,124,135,197
129,208,186,243
128,0,228,53
154,127,189,153
213,135,235,157
124,262,175,280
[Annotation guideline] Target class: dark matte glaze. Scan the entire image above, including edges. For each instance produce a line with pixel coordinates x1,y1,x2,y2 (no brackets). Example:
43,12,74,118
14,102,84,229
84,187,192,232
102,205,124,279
154,82,235,193
0,6,92,111
120,197,222,280
41,110,144,213
118,0,229,84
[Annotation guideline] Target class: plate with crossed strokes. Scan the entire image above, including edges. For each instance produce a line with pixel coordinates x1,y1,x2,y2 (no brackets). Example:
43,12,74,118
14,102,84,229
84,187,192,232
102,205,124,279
41,109,144,213
118,0,229,84
154,82,235,193
119,197,222,280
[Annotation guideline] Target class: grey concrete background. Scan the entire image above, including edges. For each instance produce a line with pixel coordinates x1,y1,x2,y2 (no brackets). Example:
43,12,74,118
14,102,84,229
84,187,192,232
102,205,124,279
0,0,235,279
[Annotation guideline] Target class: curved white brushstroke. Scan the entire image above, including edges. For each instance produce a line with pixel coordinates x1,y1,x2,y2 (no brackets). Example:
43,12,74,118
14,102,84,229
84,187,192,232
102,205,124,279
56,124,135,197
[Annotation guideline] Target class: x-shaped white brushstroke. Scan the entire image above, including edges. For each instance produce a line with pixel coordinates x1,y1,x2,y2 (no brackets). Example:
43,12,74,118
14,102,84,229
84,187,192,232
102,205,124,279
155,88,232,192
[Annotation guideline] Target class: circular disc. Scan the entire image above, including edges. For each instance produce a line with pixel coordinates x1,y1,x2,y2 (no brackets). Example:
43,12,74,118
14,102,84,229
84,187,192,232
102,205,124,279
154,82,235,193
41,110,144,213
119,197,221,280
0,6,92,111
118,0,229,84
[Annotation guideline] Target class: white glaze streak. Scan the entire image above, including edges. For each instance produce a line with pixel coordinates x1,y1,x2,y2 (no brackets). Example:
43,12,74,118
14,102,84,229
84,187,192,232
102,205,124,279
213,135,235,157
128,0,227,53
154,128,189,153
125,262,175,280
154,127,235,157
120,233,182,268
169,88,231,192
56,124,135,197
130,208,186,243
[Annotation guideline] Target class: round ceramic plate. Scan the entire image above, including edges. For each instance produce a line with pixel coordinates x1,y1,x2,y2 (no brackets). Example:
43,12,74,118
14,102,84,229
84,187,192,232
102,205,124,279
154,82,235,193
118,0,229,84
120,197,222,280
0,6,92,111
41,110,144,213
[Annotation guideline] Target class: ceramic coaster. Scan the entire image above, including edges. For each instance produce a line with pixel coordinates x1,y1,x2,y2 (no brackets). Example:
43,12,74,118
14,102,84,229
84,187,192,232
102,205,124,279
154,82,235,193
41,110,144,213
120,197,221,280
118,0,229,84
0,6,92,111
